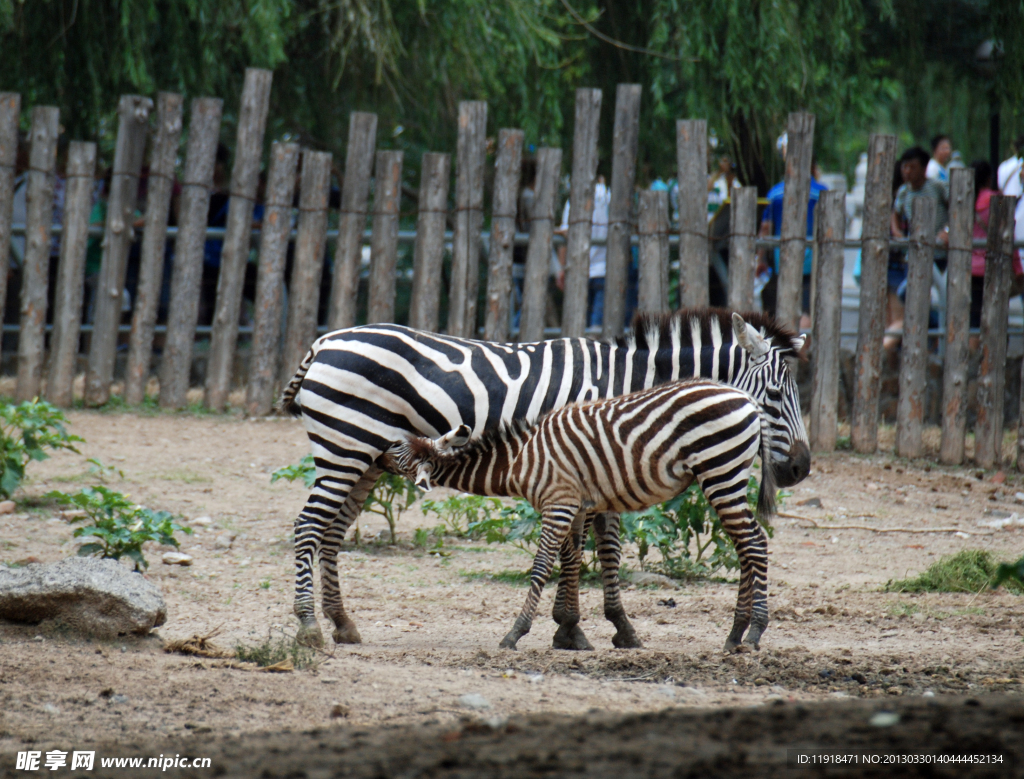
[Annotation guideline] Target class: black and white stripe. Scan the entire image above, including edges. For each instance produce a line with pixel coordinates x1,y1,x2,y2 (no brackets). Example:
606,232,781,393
281,309,809,647
381,378,785,652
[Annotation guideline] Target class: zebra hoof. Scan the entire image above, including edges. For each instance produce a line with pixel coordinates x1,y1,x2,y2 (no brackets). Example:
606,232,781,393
498,633,520,650
296,622,325,649
612,629,643,649
332,619,363,645
724,641,753,654
552,623,593,651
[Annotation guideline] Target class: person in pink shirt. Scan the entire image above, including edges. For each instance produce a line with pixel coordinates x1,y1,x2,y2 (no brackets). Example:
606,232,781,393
970,160,1023,340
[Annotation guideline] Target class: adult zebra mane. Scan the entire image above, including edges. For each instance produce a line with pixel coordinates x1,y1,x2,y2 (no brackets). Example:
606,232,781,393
620,307,803,356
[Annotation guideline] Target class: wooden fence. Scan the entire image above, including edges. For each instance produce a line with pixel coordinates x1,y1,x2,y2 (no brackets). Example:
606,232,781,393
0,70,1021,469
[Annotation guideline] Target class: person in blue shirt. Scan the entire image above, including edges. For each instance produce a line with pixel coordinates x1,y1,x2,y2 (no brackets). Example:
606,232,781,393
757,161,827,327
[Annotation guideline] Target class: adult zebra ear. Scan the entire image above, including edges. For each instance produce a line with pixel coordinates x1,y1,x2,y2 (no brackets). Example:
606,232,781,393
731,313,770,360
436,424,472,453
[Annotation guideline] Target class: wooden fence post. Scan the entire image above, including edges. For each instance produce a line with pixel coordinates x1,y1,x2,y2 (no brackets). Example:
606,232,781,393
408,152,451,332
279,149,332,389
896,196,936,459
205,68,273,410
728,186,758,311
940,168,975,465
562,88,602,338
776,112,816,332
124,93,184,405
329,112,377,330
449,101,488,338
158,97,223,409
809,191,846,451
484,129,524,342
520,147,561,342
366,150,403,324
44,142,96,407
245,142,300,416
602,84,641,341
0,93,19,333
15,106,60,402
851,134,897,454
83,95,152,406
677,119,708,308
637,190,669,312
976,194,1015,469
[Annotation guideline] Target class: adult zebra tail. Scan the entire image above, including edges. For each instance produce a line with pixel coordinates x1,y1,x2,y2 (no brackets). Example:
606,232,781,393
277,343,319,417
755,409,778,524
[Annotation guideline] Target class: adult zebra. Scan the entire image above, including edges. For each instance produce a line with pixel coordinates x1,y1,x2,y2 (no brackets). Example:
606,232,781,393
281,308,810,647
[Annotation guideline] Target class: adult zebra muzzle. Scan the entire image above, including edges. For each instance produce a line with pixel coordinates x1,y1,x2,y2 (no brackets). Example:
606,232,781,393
777,440,811,487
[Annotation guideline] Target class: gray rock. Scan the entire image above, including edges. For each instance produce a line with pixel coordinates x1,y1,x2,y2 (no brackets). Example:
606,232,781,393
214,533,235,550
459,693,491,710
0,557,166,638
629,571,681,590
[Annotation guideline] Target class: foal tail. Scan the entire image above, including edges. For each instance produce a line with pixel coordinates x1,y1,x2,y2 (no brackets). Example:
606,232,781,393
755,410,777,524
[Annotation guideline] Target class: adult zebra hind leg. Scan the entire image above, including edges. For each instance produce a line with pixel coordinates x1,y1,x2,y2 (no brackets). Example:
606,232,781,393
318,466,380,645
499,501,581,650
551,512,594,651
699,472,770,652
592,512,642,648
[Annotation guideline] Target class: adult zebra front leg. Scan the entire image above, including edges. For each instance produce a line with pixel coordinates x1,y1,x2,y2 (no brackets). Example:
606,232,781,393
500,501,581,650
317,466,380,645
551,512,594,651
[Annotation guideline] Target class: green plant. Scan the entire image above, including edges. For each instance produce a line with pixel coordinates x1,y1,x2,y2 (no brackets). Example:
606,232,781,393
619,476,774,580
259,578,272,590
885,550,1024,595
235,633,318,670
47,486,192,571
0,399,82,498
362,472,421,543
421,494,505,538
87,458,123,481
994,555,1024,591
270,454,316,489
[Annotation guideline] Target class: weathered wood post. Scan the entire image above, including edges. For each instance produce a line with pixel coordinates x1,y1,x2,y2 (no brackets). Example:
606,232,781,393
246,142,300,416
602,84,641,341
408,152,451,332
637,190,669,312
205,68,272,411
279,150,332,389
16,106,60,403
83,95,152,405
519,147,562,342
366,150,403,324
124,93,184,405
0,93,19,332
809,191,846,451
562,88,602,338
728,186,758,311
158,97,223,409
776,112,816,332
449,101,488,338
45,142,96,407
851,134,897,453
677,119,708,308
976,194,1015,469
896,196,936,459
329,112,377,330
940,168,975,465
484,129,524,342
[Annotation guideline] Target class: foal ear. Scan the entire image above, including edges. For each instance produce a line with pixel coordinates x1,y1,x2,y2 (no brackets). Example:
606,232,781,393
731,312,770,359
791,334,806,353
414,463,433,491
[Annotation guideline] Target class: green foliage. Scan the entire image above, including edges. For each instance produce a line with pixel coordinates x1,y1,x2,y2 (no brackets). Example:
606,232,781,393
993,555,1024,592
47,486,192,572
620,476,773,580
464,499,543,552
86,457,124,481
235,633,318,670
885,550,1024,595
270,455,316,489
421,494,505,538
361,471,421,543
0,399,82,499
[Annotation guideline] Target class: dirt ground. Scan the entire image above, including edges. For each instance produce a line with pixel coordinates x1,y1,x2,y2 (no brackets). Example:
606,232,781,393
0,404,1022,776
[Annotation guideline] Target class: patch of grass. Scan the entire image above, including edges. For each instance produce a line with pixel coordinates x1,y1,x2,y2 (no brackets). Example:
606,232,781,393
885,550,1024,595
235,634,319,670
459,568,604,588
885,600,921,617
259,578,271,590
158,469,213,484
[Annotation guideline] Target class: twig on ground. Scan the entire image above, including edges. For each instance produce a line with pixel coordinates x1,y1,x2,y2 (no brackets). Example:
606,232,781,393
779,512,996,536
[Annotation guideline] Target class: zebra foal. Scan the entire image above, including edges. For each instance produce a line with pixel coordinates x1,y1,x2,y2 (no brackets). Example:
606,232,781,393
381,379,781,653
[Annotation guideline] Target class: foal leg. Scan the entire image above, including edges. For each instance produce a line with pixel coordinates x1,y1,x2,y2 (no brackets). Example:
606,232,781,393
500,501,581,650
592,512,642,648
318,466,380,645
552,512,594,651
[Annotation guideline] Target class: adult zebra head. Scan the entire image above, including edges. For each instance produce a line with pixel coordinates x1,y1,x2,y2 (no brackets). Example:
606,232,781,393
729,312,809,487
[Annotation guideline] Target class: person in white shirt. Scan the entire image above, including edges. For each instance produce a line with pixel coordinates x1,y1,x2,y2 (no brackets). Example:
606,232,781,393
998,135,1024,197
556,174,611,328
925,135,952,183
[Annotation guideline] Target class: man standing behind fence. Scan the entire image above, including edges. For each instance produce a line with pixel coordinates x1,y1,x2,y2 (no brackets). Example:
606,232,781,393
555,172,610,329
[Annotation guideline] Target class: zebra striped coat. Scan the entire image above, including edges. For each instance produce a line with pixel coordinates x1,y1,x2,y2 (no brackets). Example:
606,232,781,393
282,308,808,648
380,379,781,653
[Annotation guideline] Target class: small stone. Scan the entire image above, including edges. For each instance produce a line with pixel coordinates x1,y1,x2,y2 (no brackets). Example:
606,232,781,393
992,471,1006,484
42,703,60,714
1014,492,1024,504
110,694,129,705
798,497,822,508
161,552,193,566
459,693,491,710
191,516,213,527
886,686,903,696
656,685,677,698
214,535,234,550
329,702,350,719
527,674,544,684
866,482,879,491
870,711,900,727
0,500,16,514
